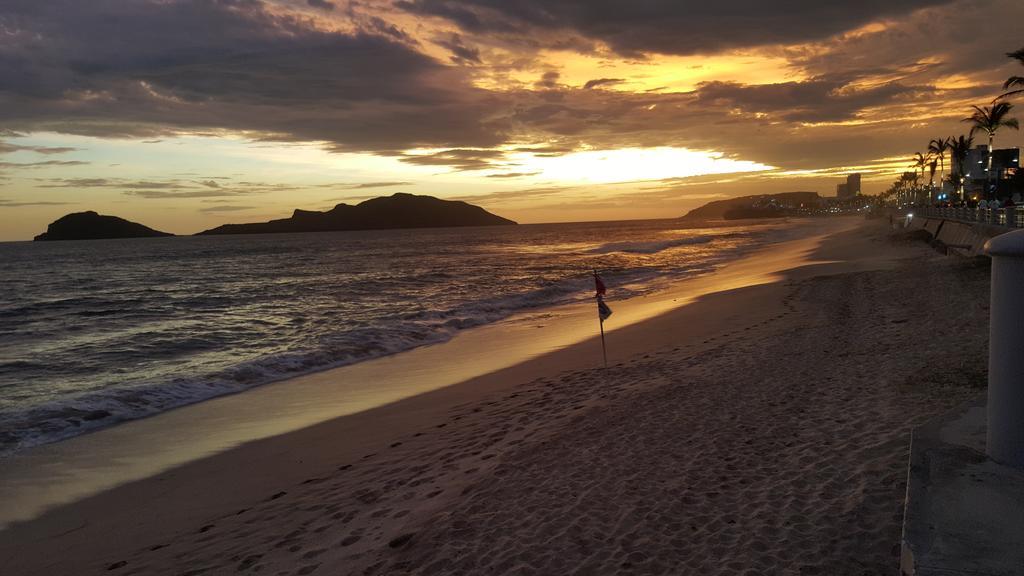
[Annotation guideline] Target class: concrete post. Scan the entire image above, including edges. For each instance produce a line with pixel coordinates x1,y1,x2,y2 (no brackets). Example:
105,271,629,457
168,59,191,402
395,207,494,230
984,229,1024,468
1007,206,1018,228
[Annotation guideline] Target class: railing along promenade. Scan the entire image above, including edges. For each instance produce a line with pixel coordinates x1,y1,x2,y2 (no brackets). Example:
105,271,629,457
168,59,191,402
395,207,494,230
920,205,1024,228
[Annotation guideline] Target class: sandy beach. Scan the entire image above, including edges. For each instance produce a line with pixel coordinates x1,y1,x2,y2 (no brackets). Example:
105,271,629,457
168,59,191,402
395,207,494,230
0,217,991,575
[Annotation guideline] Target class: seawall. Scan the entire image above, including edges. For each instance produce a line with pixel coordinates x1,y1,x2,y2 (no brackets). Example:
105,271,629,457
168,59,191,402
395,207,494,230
905,215,1008,256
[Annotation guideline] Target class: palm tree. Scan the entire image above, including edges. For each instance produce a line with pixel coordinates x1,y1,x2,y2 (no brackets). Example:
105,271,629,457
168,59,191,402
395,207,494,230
963,102,1019,199
928,159,938,202
912,152,929,203
948,134,974,201
928,137,950,197
1000,47,1024,100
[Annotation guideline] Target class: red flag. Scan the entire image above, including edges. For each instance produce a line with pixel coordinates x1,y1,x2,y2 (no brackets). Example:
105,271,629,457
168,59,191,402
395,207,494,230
594,272,606,297
597,296,612,322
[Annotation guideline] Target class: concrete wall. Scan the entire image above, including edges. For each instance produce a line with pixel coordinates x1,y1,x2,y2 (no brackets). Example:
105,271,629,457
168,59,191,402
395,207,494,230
906,217,1007,256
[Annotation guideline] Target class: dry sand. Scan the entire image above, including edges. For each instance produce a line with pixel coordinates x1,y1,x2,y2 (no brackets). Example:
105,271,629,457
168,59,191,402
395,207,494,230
1,218,991,575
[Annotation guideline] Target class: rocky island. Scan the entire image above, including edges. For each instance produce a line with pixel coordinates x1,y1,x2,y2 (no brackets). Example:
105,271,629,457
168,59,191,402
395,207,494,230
34,211,174,241
197,193,516,235
682,192,822,220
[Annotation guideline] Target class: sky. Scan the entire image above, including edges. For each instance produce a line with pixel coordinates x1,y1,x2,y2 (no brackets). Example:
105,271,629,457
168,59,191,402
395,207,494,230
1,0,1023,240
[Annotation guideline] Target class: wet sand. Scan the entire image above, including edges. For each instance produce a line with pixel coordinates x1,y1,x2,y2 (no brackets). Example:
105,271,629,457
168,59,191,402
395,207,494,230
0,217,990,575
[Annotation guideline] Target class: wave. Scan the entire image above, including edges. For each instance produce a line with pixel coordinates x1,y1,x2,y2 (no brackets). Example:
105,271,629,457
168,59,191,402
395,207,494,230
588,232,743,255
0,222,780,456
0,263,707,455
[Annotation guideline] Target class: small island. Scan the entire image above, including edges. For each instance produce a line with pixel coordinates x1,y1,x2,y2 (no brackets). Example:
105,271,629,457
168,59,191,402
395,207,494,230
34,211,174,241
682,192,822,220
197,193,516,235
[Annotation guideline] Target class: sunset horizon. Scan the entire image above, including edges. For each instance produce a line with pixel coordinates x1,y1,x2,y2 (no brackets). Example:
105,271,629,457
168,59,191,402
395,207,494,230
4,3,1024,576
3,0,1024,240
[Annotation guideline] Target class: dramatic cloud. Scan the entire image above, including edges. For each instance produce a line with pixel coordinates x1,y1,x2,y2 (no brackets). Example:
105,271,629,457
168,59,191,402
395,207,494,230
436,33,482,65
0,0,507,151
306,0,335,11
395,0,957,56
534,71,561,90
583,78,625,90
0,0,1020,192
693,76,929,123
400,148,509,170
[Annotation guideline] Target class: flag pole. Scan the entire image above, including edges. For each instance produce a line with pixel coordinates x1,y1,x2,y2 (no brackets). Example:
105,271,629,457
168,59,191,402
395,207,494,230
594,269,608,368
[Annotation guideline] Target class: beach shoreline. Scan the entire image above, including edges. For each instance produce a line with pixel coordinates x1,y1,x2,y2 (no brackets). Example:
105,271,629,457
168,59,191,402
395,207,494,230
1,216,989,575
0,217,850,528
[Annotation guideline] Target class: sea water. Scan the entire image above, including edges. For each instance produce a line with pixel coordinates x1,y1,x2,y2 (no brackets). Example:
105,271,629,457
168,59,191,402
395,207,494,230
0,218,798,455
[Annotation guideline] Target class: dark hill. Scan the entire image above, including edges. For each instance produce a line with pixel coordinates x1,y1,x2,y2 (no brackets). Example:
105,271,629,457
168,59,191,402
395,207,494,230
34,211,173,241
197,193,516,235
681,192,822,220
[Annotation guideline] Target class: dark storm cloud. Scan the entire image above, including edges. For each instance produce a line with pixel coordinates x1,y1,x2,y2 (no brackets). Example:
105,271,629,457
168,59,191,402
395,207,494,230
0,0,1017,181
399,148,508,170
789,0,1024,84
395,0,956,56
534,71,561,89
437,33,482,65
306,0,335,10
693,76,928,122
497,75,968,170
0,0,506,152
583,78,624,90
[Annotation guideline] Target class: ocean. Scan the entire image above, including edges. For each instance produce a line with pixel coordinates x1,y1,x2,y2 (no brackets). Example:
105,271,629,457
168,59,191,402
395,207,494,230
0,218,798,455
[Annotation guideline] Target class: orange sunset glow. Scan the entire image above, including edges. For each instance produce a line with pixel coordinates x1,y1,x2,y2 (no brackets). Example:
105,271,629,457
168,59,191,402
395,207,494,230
0,0,1019,240
6,3,1024,575
2,0,1023,239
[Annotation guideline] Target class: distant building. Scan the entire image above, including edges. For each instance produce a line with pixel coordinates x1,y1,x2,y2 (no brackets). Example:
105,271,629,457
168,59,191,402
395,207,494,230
846,173,861,196
837,173,861,199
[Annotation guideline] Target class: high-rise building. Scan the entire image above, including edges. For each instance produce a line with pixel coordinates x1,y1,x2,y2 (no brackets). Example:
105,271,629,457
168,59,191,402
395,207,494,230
846,173,861,196
837,173,860,199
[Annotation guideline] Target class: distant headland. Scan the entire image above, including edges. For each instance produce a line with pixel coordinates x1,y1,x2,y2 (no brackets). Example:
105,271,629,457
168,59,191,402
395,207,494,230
32,194,516,241
33,211,174,241
681,192,823,220
197,193,516,235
